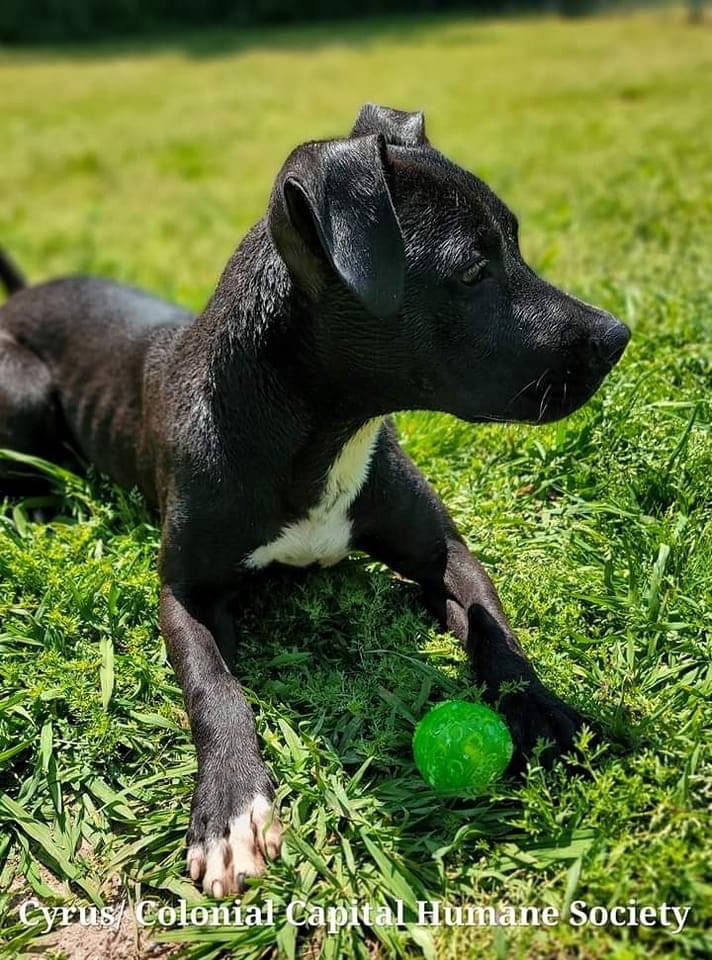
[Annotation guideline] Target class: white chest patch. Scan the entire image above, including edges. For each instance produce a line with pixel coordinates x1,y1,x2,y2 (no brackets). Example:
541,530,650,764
246,419,383,570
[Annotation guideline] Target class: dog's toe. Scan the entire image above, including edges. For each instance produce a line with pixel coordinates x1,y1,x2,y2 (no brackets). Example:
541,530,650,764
500,680,587,773
187,844,206,883
251,794,283,861
187,793,282,897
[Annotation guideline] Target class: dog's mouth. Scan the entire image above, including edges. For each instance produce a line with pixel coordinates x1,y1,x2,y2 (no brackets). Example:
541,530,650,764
510,367,603,424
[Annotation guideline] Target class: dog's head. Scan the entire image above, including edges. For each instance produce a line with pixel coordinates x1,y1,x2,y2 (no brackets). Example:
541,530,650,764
267,103,629,424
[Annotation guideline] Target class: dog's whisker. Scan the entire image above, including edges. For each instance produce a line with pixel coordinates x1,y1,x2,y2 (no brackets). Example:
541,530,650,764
535,368,551,391
477,414,511,423
537,383,552,423
507,377,539,407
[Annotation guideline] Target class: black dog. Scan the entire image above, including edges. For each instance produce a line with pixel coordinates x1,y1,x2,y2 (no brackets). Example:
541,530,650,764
0,105,629,897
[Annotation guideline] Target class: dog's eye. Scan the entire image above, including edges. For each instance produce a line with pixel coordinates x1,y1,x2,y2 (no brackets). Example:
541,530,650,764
460,260,488,286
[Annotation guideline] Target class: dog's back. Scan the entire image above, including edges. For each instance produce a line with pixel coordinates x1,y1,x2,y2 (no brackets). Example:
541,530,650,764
0,267,193,494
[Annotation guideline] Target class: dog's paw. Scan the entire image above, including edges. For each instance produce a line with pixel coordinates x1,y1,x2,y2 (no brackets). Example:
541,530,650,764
497,679,586,775
187,790,282,898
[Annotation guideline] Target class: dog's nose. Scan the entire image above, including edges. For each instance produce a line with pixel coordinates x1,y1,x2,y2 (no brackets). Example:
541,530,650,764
592,315,630,368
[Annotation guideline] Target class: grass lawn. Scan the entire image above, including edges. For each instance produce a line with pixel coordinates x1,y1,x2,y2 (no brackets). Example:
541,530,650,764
1,6,710,959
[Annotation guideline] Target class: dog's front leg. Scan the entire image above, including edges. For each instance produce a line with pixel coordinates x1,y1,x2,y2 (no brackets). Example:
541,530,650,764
415,539,584,773
353,433,585,772
159,584,282,896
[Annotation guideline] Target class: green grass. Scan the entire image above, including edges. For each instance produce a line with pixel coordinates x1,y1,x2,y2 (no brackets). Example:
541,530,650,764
1,7,711,959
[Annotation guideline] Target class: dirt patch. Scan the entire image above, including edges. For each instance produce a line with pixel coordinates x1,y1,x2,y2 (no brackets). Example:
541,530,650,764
38,904,180,960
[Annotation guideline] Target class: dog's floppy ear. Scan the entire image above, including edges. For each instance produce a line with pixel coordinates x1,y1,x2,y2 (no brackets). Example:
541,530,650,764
269,133,404,318
351,103,428,147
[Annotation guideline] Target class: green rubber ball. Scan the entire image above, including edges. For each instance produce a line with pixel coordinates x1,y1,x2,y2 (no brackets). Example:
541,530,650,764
412,700,513,795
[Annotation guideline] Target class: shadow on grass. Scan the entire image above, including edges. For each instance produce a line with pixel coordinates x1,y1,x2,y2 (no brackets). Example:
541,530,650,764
1,10,511,63
229,557,518,854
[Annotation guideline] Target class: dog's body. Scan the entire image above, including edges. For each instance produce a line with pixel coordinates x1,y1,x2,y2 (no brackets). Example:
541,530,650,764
0,105,629,897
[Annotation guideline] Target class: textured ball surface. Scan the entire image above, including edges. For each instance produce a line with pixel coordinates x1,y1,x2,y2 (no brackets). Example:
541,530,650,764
412,700,513,795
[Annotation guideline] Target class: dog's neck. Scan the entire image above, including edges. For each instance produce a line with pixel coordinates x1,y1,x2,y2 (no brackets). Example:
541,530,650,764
184,222,383,486
194,220,385,422
205,220,293,352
